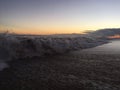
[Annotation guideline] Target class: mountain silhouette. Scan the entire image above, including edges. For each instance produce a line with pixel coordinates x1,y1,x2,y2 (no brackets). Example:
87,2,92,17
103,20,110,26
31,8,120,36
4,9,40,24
89,28,120,37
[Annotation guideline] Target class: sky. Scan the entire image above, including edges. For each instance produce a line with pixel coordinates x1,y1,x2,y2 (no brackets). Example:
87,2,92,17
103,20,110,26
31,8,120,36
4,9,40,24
0,0,120,34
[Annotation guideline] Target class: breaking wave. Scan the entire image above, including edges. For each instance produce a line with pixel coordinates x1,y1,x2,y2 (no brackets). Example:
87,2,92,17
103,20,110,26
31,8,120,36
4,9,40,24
0,33,107,71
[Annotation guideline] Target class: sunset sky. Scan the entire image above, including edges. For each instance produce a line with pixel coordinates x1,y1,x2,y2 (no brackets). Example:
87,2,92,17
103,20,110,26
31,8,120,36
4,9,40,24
0,0,120,34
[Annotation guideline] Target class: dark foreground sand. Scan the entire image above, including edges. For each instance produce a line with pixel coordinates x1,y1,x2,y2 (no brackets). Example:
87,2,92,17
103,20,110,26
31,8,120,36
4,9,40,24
0,52,120,90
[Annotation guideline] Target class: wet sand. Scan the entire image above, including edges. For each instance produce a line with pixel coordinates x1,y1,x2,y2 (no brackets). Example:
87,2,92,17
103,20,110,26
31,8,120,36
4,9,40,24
0,40,120,90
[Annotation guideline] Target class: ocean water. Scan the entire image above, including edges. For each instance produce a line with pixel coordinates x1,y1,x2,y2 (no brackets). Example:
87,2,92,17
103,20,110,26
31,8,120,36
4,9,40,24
74,40,120,54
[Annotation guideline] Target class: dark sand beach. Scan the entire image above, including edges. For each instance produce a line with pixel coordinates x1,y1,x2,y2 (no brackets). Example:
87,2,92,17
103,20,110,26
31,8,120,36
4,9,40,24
0,40,120,90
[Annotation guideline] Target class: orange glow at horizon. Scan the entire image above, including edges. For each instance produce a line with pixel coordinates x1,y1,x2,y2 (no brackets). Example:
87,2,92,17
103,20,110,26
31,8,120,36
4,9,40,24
13,28,85,35
0,25,93,35
1,24,120,35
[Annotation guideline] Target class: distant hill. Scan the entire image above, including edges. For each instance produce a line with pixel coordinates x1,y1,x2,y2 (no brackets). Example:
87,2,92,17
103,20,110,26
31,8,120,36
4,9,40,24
88,28,120,37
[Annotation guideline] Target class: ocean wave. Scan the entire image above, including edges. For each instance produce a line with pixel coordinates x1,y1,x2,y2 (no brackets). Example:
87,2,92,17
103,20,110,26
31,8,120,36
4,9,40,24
0,33,107,71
